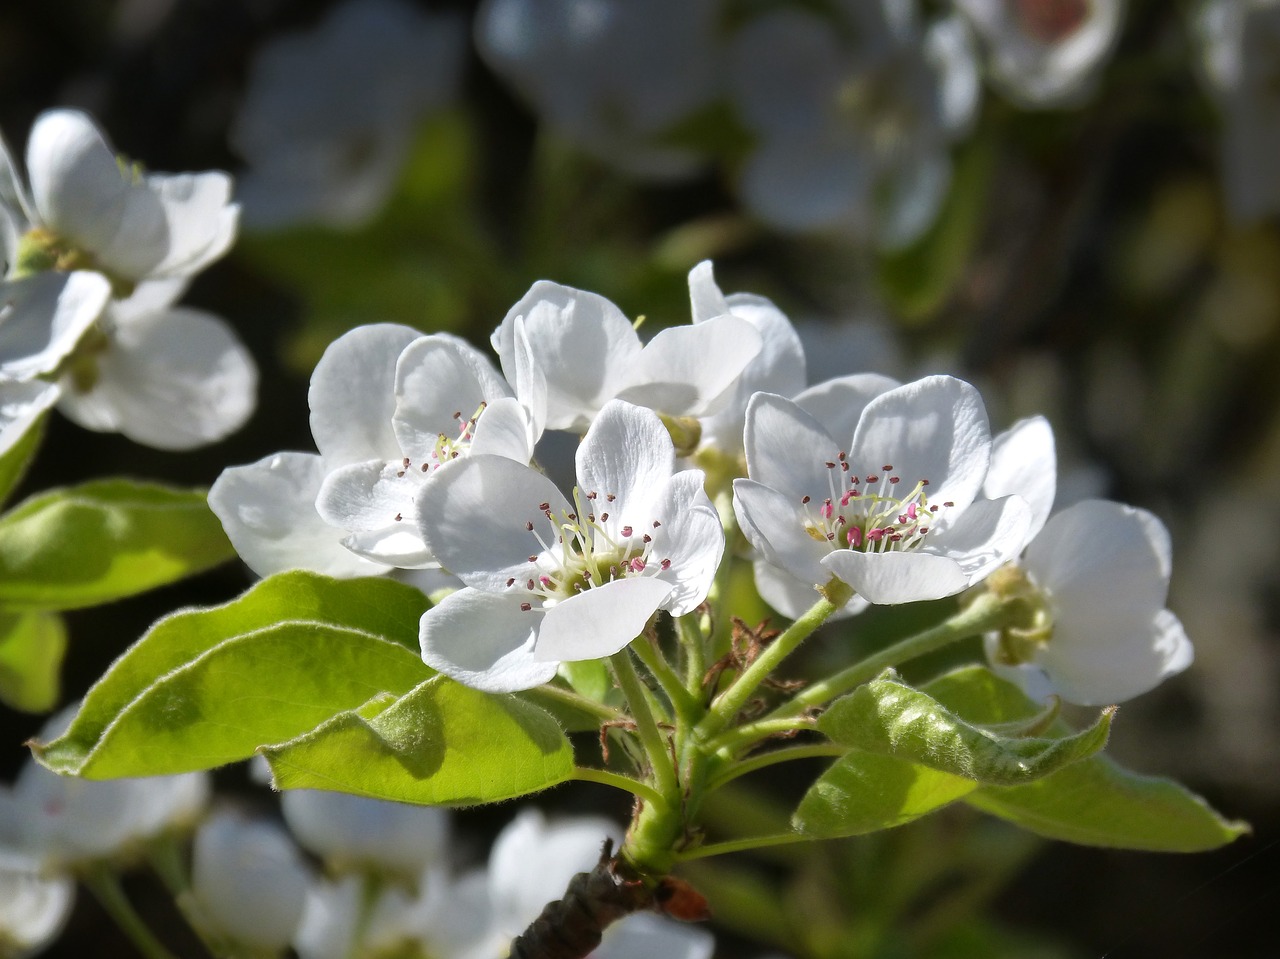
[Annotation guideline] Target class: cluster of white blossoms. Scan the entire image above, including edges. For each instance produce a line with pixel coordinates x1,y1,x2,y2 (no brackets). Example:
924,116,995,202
0,108,255,452
189,781,713,959
212,261,1193,706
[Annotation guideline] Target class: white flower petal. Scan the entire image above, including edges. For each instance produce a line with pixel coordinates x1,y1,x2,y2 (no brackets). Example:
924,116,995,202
416,454,568,590
793,373,901,450
1024,500,1170,615
315,459,435,568
738,133,869,232
984,415,1056,545
280,789,449,875
743,391,843,501
492,281,640,431
732,478,830,587
57,305,257,450
687,260,729,324
392,333,512,461
0,380,59,457
646,471,722,615
468,396,539,462
419,588,555,692
0,851,74,955
0,271,110,380
143,170,239,279
209,452,384,578
850,375,991,511
822,549,970,605
1037,608,1193,706
535,577,673,662
753,557,868,621
309,323,421,464
926,494,1032,583
596,912,715,959
618,314,763,417
576,400,674,521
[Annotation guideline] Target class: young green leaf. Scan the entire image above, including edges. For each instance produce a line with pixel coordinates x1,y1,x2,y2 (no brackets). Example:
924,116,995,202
793,751,977,838
965,756,1250,851
817,673,1113,787
262,675,574,806
33,572,432,776
0,480,235,610
0,608,66,713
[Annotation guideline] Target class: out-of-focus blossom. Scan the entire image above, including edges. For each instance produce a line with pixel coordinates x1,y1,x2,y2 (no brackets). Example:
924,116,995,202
55,278,257,450
726,0,978,247
1194,0,1280,222
492,278,762,433
5,706,210,870
955,0,1124,107
0,851,73,959
191,810,310,953
735,376,1032,610
0,109,237,291
476,0,722,179
232,0,466,229
985,499,1194,705
418,400,722,691
280,789,450,879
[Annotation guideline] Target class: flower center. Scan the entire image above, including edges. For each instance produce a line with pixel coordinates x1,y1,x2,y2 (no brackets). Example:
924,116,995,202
506,487,672,610
799,456,952,554
389,403,486,523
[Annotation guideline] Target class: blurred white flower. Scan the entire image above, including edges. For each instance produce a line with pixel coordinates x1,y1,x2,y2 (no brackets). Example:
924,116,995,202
5,706,210,870
232,0,466,229
191,810,310,952
1193,0,1280,222
726,0,978,247
0,851,74,959
55,278,257,450
476,0,721,179
985,499,1194,705
0,108,237,289
955,0,1124,107
0,271,110,382
280,789,450,879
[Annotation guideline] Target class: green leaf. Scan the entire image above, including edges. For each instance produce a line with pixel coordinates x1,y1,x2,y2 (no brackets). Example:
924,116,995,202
0,412,45,508
922,664,1045,725
0,609,66,713
557,659,613,703
35,572,432,777
966,756,1250,851
0,480,236,610
793,751,977,838
818,673,1113,786
263,675,574,806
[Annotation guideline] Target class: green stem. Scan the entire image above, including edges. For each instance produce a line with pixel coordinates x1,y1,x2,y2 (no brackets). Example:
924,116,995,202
610,650,678,801
83,862,180,959
706,742,844,791
523,682,626,722
723,592,1014,753
679,612,708,701
675,831,814,862
631,631,702,727
789,591,1010,712
570,766,667,807
697,585,846,740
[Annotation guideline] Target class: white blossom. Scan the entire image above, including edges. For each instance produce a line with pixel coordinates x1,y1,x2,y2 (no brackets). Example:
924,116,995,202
0,108,237,288
726,1,978,247
418,400,723,692
491,279,762,433
734,376,1031,610
55,278,257,450
0,851,73,959
191,810,310,952
232,0,466,229
955,0,1124,108
985,499,1194,705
